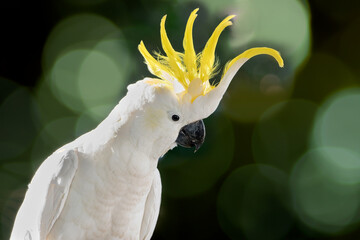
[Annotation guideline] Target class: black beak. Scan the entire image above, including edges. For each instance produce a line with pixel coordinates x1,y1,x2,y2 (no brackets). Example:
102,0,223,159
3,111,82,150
175,120,205,152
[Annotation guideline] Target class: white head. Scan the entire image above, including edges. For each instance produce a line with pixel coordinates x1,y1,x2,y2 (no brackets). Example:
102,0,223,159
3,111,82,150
106,8,284,158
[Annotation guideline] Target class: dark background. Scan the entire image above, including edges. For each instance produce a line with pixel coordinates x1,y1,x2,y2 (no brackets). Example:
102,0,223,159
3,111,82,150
1,0,360,239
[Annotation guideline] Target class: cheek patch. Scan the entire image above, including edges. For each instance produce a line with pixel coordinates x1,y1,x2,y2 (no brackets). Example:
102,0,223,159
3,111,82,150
144,108,167,130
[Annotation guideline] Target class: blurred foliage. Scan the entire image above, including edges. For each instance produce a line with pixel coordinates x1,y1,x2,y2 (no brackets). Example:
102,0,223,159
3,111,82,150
1,0,360,239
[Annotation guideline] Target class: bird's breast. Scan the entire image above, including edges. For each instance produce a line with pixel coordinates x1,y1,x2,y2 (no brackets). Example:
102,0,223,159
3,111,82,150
47,150,156,240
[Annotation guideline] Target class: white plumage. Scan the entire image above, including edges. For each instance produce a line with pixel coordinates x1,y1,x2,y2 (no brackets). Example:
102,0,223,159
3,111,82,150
11,80,172,240
10,8,283,239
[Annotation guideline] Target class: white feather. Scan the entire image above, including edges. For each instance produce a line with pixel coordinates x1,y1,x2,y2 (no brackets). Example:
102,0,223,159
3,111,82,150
140,169,162,240
10,150,78,240
10,79,177,240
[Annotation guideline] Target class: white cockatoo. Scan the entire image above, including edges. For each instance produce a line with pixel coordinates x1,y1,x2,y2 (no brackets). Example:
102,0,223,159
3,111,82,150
10,8,283,240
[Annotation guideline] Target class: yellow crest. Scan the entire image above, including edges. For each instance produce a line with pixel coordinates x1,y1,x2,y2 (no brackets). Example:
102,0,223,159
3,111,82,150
138,8,284,101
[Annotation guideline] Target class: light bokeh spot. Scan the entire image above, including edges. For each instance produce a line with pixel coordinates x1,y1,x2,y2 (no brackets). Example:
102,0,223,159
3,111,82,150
77,50,125,110
50,49,88,112
181,0,310,69
42,13,121,71
50,46,129,115
312,88,360,156
291,147,360,234
229,0,311,69
44,13,130,116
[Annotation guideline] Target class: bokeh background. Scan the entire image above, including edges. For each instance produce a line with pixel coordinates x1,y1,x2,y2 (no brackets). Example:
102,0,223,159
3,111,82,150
1,0,360,239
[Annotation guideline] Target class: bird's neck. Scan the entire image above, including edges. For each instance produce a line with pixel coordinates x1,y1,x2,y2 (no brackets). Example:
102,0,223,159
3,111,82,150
79,97,174,177
91,124,160,179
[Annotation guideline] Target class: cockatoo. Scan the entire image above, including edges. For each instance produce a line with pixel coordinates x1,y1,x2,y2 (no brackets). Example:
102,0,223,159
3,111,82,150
10,8,283,240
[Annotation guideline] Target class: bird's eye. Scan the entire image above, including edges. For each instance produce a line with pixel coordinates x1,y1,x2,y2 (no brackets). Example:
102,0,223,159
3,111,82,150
172,114,180,122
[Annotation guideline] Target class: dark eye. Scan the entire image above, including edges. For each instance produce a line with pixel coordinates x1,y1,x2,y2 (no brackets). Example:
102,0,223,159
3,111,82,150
172,114,180,122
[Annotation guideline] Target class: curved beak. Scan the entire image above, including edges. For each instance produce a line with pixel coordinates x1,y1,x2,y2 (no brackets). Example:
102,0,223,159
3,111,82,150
175,120,205,152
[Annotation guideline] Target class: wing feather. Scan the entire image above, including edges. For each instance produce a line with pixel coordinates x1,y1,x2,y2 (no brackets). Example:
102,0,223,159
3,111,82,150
140,169,162,240
10,149,78,240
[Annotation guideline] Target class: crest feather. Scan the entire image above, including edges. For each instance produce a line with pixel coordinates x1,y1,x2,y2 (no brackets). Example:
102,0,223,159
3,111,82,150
138,9,284,102
139,9,233,97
